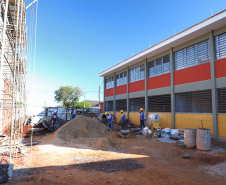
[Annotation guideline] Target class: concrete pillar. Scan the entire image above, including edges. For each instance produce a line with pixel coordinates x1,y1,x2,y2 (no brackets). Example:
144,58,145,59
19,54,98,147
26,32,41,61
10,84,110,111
103,77,105,113
127,67,129,119
145,59,148,119
113,73,116,115
209,30,218,139
170,48,175,129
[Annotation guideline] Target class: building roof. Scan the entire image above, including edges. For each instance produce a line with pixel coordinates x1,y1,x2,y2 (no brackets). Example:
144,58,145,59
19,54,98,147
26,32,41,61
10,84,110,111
86,100,103,107
99,9,226,77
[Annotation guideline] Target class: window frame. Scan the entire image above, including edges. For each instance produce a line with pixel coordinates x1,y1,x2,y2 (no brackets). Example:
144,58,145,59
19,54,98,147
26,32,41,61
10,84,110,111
148,54,170,78
175,90,212,113
215,32,226,60
116,99,127,111
105,76,114,89
116,71,127,87
105,101,113,111
129,64,145,83
174,40,210,71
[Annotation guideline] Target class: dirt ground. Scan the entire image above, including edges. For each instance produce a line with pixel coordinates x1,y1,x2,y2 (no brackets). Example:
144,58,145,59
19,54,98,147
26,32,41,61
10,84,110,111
2,124,226,185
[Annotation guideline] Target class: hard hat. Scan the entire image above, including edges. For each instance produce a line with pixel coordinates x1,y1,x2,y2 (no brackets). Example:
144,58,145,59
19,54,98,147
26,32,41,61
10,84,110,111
105,112,108,115
120,110,123,113
140,108,144,111
69,112,71,114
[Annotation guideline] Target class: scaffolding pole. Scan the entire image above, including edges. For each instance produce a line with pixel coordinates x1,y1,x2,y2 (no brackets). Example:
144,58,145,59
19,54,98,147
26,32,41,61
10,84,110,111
0,0,27,163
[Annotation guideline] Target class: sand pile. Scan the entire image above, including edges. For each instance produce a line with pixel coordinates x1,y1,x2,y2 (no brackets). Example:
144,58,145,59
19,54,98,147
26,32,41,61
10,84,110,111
46,116,120,149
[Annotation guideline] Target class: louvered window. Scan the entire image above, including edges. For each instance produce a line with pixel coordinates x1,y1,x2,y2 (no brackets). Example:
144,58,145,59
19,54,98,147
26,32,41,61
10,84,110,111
148,94,171,112
105,101,113,111
175,90,212,113
105,76,114,89
174,40,210,71
148,54,170,77
215,32,226,60
116,71,127,86
218,88,226,113
116,99,127,111
130,97,145,112
129,64,145,82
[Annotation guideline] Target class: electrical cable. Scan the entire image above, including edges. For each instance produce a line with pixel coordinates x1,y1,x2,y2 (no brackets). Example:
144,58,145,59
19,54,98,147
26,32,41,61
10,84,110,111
32,0,38,104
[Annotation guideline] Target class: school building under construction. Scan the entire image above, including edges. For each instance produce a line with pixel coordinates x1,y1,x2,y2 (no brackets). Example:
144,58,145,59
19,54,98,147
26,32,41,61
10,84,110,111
99,10,226,139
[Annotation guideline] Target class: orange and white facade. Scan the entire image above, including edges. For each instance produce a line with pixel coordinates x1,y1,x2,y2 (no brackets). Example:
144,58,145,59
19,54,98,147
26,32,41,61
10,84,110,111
99,10,226,139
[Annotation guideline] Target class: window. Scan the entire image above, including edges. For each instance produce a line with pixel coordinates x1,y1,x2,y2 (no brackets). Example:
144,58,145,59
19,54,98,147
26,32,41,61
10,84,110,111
175,90,212,113
129,64,145,82
215,32,226,60
105,76,114,89
174,40,209,71
105,101,113,111
116,99,127,111
148,94,171,112
148,54,170,78
130,97,145,112
218,88,226,113
123,72,127,84
116,71,127,86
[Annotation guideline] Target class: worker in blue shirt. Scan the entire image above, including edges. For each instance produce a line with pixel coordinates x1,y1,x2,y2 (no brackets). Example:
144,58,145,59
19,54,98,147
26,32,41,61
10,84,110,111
139,108,145,128
72,113,76,119
105,112,114,130
49,111,60,131
120,110,126,130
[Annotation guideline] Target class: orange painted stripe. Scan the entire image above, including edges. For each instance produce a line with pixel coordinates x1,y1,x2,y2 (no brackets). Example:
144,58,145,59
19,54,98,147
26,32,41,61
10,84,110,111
174,63,211,85
148,73,171,90
215,58,226,78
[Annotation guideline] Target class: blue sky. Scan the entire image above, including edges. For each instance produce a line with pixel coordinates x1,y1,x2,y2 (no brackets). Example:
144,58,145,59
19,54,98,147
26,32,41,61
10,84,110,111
26,0,226,108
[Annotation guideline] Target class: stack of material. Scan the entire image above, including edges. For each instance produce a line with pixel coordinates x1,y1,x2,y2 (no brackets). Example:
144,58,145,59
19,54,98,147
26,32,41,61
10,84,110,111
179,129,184,138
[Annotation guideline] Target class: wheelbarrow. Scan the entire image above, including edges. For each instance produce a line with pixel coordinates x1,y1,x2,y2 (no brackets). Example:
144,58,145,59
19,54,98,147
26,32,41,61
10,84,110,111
118,130,130,138
130,128,142,135
128,122,135,126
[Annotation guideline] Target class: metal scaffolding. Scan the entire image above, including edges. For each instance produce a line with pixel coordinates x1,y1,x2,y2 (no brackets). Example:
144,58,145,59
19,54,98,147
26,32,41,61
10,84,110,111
0,0,27,161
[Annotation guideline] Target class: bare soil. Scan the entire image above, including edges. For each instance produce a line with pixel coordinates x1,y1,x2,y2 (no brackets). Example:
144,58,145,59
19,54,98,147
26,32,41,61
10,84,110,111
1,119,226,185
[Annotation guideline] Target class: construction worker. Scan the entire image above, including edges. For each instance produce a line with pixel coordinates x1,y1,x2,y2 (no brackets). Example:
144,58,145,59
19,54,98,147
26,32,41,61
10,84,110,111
72,113,76,119
139,108,145,128
120,110,126,130
49,111,60,131
69,112,76,120
105,112,114,130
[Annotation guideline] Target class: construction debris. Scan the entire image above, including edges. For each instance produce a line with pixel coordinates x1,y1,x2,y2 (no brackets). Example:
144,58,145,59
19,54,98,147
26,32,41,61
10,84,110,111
182,154,191,159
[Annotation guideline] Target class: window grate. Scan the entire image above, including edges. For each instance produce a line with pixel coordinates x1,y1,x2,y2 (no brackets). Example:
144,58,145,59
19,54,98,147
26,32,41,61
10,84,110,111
116,99,127,111
215,32,226,60
105,101,113,111
116,71,127,86
174,40,210,71
218,88,226,113
129,64,145,83
130,97,145,112
148,94,171,112
175,90,212,113
105,76,114,89
148,54,170,78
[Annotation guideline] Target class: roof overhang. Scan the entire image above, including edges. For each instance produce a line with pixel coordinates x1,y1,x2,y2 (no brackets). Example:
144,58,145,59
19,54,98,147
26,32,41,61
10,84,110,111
99,9,226,77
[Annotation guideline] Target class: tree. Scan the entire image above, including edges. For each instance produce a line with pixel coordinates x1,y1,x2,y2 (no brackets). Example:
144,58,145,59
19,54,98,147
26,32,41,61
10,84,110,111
75,101,92,108
54,86,83,108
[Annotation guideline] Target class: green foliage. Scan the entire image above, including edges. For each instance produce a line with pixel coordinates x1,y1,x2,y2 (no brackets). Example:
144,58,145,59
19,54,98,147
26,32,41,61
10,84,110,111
54,86,83,108
75,101,92,108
